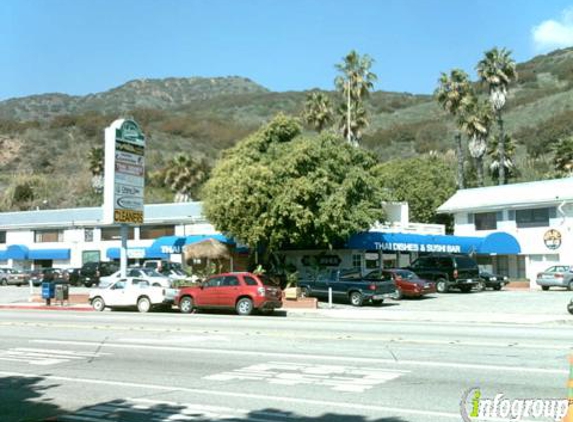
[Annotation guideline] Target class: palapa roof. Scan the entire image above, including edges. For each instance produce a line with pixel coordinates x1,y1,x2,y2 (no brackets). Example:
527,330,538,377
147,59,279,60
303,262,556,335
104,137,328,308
183,238,231,261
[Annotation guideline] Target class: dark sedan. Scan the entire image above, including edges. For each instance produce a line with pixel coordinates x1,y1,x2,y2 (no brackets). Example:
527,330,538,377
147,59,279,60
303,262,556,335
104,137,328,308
479,270,509,291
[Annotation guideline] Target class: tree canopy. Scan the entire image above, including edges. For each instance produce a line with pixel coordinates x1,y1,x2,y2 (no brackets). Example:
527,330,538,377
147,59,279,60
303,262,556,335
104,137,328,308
374,155,456,226
202,114,388,253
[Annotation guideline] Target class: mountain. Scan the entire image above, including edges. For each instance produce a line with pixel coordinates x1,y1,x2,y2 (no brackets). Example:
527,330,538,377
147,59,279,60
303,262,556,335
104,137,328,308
1,48,573,211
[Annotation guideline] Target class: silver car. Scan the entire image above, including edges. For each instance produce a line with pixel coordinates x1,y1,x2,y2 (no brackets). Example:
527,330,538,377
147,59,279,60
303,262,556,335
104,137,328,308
535,265,573,291
0,268,30,286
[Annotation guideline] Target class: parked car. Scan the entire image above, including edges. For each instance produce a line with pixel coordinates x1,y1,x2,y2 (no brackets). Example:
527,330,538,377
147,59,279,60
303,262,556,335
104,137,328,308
79,261,119,287
89,277,176,312
405,253,480,293
365,269,436,300
99,267,172,288
298,268,396,306
535,265,573,291
175,272,282,315
26,268,68,286
66,268,83,286
479,270,509,291
143,260,189,281
0,268,30,286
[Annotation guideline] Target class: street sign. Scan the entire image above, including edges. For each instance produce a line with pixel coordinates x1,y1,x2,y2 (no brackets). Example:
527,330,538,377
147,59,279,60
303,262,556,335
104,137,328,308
103,119,146,225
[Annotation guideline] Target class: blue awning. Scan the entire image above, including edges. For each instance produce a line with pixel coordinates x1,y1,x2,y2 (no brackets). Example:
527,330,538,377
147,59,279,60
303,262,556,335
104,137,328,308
185,234,234,245
106,247,169,260
5,245,29,260
346,231,521,255
148,236,187,255
0,250,7,260
28,248,70,260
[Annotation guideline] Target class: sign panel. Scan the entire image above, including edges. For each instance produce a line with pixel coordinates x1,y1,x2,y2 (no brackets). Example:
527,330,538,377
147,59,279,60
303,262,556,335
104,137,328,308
103,119,146,225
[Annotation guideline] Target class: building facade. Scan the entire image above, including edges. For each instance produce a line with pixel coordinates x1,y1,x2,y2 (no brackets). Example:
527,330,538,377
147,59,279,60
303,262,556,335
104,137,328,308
437,177,573,286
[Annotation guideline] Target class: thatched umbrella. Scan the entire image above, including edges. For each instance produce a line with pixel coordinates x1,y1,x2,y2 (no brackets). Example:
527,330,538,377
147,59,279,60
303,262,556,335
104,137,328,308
183,238,232,269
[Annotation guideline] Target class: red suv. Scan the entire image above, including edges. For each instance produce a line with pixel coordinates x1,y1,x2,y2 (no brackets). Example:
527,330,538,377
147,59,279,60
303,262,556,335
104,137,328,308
175,272,282,316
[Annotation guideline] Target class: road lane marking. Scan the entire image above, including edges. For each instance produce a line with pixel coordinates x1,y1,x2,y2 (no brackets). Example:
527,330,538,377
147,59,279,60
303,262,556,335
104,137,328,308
0,347,110,366
205,361,408,392
31,339,569,375
0,370,461,419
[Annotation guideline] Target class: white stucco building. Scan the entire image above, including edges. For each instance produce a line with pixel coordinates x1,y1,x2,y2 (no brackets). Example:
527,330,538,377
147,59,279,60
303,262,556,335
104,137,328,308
437,177,573,286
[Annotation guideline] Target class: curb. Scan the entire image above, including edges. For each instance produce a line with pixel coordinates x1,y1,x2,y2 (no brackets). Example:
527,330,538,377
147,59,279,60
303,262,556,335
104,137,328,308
0,304,93,312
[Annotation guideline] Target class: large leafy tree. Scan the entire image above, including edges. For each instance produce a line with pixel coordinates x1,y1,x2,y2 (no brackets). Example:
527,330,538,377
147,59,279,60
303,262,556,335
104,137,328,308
459,96,492,187
334,50,377,145
302,91,333,133
435,69,472,189
202,114,387,257
160,153,210,202
476,47,517,185
374,155,456,226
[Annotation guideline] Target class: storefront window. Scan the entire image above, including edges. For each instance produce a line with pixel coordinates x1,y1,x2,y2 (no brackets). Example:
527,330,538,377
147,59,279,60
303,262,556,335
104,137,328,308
84,228,94,242
34,229,63,242
351,254,363,270
516,207,554,228
0,231,5,244
474,212,497,230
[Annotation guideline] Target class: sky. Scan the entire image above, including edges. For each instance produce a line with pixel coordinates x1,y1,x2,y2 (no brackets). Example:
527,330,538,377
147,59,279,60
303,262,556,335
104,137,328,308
2,0,573,101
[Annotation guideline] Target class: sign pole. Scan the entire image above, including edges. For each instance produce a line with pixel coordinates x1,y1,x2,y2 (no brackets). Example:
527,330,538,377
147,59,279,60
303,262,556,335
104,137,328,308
120,224,128,277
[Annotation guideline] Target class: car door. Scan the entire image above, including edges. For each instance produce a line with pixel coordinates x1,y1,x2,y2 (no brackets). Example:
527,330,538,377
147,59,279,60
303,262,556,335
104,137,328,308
103,279,128,307
218,275,241,308
195,276,224,307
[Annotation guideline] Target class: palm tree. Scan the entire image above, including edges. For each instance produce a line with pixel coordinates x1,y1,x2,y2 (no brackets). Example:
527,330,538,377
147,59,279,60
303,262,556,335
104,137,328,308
162,154,210,202
435,69,472,189
88,146,104,194
488,133,517,183
476,47,518,185
334,50,377,146
302,91,333,133
552,136,573,176
459,96,492,187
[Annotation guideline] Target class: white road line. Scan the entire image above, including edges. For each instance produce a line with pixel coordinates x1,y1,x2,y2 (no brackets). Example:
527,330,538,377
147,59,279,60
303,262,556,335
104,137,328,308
0,347,110,366
31,339,569,375
0,370,461,419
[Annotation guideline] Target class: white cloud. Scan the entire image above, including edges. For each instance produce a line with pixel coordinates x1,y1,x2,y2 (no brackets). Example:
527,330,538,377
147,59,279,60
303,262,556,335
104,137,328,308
532,7,573,52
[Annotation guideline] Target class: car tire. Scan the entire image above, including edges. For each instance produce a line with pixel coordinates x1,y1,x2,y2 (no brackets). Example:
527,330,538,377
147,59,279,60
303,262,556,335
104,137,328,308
300,287,310,298
541,286,550,291
436,278,449,293
349,291,364,307
493,285,502,291
568,300,573,315
236,298,253,316
460,286,472,293
92,297,105,312
137,297,152,313
476,281,486,292
84,281,93,288
0,279,7,286
393,288,403,301
568,281,573,291
179,296,194,314
371,299,384,306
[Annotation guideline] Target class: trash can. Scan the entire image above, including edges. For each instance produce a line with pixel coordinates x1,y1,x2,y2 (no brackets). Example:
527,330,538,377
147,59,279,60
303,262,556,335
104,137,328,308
55,284,69,301
41,282,55,305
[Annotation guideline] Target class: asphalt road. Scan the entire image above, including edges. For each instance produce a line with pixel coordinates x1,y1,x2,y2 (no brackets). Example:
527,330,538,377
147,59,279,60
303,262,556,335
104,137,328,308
0,307,572,422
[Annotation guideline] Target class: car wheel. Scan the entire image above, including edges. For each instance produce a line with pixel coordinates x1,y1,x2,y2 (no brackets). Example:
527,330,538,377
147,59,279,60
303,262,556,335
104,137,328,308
0,279,7,286
393,288,403,301
300,287,310,298
179,296,194,314
568,281,573,291
460,286,472,293
137,297,152,313
436,278,449,293
493,285,502,291
371,299,384,306
92,297,105,312
541,286,550,291
349,291,364,307
236,298,253,316
568,300,573,315
84,281,93,288
476,281,486,292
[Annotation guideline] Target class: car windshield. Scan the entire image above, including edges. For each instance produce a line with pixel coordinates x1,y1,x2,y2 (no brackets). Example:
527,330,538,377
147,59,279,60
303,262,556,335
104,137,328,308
141,268,163,277
395,270,416,280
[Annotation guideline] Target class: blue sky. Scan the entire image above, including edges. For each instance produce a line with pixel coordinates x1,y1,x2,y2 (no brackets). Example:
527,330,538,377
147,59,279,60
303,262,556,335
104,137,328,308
2,0,573,101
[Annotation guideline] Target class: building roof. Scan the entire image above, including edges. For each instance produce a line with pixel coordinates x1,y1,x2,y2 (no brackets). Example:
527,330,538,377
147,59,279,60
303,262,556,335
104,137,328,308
437,178,573,214
0,202,205,229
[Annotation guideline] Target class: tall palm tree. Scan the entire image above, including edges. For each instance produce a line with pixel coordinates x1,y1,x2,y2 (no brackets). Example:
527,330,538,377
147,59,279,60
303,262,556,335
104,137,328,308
488,133,517,183
435,69,472,189
476,47,517,185
302,91,333,133
334,50,377,146
88,146,104,194
163,154,210,202
459,96,492,187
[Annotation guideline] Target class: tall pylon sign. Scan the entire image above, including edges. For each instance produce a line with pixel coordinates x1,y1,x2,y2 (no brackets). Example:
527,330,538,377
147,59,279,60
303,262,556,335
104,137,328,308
103,119,146,225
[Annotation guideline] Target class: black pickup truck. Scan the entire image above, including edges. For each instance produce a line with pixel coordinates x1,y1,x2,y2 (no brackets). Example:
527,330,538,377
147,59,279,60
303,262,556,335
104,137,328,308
298,268,396,306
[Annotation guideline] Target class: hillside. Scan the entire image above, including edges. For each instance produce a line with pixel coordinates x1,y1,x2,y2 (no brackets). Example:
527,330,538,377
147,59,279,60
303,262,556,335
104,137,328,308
1,48,573,211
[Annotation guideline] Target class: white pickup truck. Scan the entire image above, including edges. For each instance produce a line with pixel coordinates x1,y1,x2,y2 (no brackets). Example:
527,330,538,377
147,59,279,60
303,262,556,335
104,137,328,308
89,277,178,313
